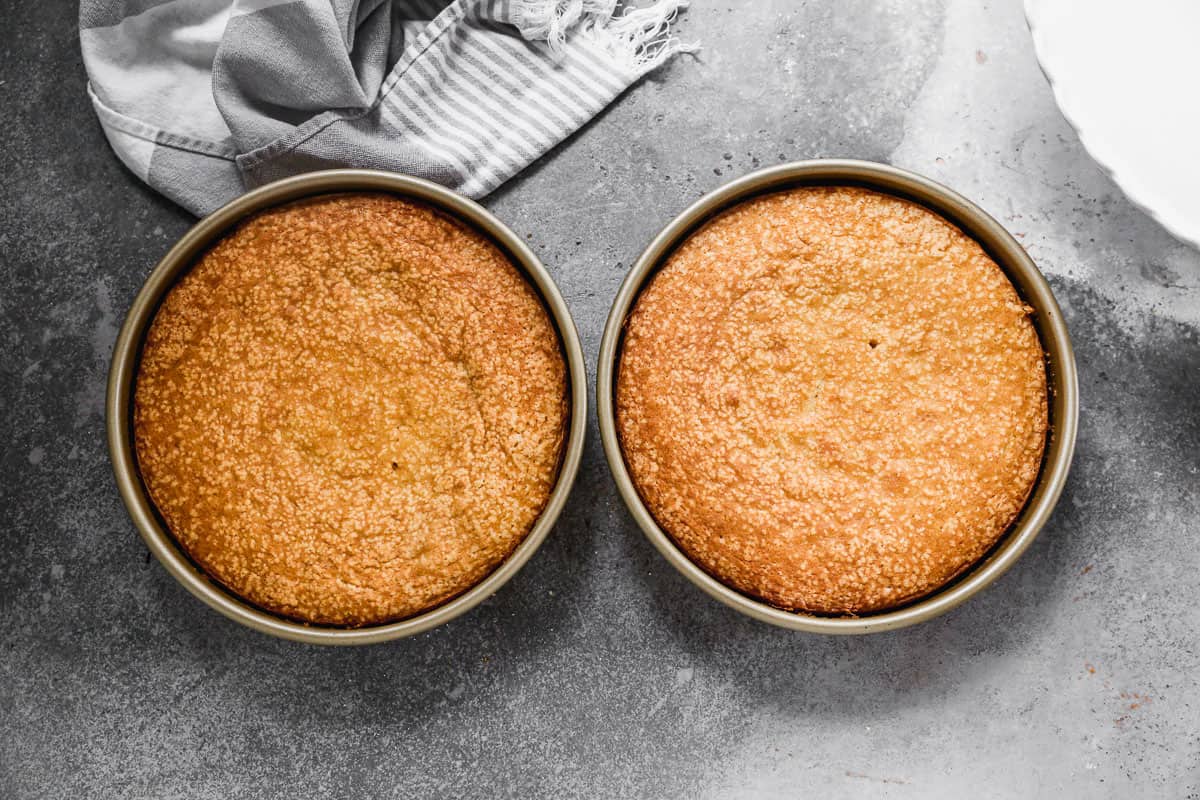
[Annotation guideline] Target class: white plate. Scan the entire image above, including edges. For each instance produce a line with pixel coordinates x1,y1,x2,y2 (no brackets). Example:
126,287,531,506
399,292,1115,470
1026,0,1200,248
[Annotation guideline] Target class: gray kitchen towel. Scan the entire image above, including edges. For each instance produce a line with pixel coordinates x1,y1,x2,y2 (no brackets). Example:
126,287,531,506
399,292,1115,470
80,0,694,215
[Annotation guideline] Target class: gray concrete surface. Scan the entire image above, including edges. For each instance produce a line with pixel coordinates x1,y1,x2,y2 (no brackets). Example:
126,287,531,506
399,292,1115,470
3,0,1199,796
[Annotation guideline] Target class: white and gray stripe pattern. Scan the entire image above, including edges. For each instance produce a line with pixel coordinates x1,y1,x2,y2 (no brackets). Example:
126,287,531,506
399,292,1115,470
80,0,695,215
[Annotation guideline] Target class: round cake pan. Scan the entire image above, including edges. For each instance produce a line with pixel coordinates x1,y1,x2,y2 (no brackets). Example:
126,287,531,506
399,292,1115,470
597,159,1079,634
107,169,588,645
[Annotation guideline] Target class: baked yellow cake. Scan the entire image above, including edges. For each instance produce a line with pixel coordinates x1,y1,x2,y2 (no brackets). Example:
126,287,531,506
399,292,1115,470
134,194,568,626
616,186,1047,614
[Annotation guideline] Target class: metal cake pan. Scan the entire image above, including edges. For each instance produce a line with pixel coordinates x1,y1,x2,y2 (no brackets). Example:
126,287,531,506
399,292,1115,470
107,169,588,645
596,159,1079,634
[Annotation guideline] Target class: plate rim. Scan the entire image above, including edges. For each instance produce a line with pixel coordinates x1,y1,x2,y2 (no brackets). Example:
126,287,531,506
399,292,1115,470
1024,0,1200,249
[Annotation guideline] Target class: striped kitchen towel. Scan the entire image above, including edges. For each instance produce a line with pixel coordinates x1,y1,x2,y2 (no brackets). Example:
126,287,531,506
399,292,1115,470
80,0,695,216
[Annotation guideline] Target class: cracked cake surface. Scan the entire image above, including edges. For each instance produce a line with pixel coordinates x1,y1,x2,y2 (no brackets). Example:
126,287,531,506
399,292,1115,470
134,193,568,626
616,185,1047,614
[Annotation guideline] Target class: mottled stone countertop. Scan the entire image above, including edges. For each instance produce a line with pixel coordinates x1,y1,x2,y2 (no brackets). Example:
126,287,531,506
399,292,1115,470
3,1,1197,797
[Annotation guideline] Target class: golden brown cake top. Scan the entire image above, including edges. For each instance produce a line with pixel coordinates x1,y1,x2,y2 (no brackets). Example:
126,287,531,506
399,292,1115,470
616,186,1047,615
134,193,567,626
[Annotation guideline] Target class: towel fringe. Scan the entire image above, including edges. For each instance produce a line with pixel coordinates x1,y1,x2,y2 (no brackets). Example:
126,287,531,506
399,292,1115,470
592,1,698,73
513,0,698,71
512,0,616,50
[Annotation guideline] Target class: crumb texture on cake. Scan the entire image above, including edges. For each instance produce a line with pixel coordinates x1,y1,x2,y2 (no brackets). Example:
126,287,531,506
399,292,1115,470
135,194,567,626
616,186,1048,614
